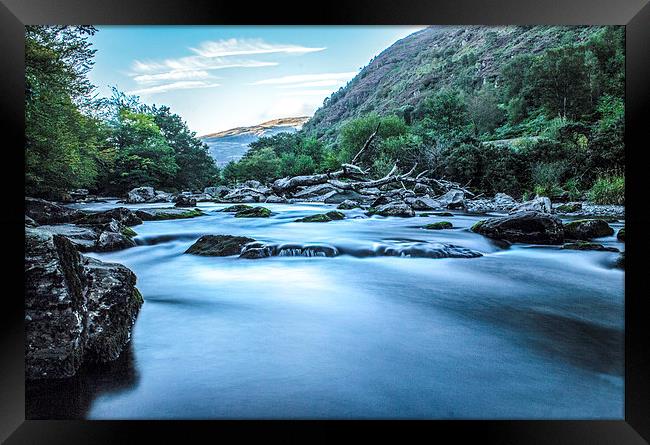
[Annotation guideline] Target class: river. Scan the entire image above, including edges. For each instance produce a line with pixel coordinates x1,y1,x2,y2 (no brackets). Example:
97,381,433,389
26,201,625,419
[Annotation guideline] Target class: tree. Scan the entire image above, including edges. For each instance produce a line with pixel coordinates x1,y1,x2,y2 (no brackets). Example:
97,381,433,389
150,105,219,191
25,25,102,197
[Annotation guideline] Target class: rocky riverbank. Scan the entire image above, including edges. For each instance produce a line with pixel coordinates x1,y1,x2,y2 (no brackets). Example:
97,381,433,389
25,227,143,379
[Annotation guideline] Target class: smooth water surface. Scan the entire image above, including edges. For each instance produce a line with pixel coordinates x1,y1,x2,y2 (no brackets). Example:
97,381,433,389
30,201,625,419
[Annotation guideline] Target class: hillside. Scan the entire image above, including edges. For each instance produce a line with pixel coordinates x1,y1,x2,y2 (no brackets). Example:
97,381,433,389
303,25,609,139
201,117,309,166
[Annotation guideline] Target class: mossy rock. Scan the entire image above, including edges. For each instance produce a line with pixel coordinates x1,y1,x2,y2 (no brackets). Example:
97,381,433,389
470,220,485,232
221,204,253,213
133,287,144,304
617,228,625,242
234,207,271,218
120,226,137,238
185,235,256,256
563,219,614,240
424,221,453,230
137,208,204,221
562,241,619,252
421,212,454,217
296,211,345,223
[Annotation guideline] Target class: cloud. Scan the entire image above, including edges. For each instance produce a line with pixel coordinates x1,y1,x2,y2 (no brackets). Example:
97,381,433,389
252,72,357,86
283,89,338,96
128,81,221,95
132,70,213,85
190,38,325,57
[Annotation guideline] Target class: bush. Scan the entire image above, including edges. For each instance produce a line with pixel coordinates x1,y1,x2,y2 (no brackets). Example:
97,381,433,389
588,173,624,205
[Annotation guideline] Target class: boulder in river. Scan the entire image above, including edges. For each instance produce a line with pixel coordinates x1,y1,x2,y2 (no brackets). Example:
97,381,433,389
126,186,156,203
370,201,415,217
74,207,143,227
25,227,142,379
406,196,442,211
562,242,619,252
437,189,465,209
185,235,256,256
337,199,361,210
555,202,583,213
296,211,345,222
471,211,564,245
265,195,288,204
617,228,625,242
174,195,197,207
563,219,614,240
221,204,253,213
234,206,272,218
135,208,203,221
25,197,84,225
424,221,453,230
510,196,552,214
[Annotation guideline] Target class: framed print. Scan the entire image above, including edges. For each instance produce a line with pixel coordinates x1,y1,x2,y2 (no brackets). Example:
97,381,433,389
1,0,649,442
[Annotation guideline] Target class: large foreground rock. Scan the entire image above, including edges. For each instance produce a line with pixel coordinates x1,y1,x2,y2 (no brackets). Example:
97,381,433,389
563,219,614,240
25,228,142,379
471,211,565,245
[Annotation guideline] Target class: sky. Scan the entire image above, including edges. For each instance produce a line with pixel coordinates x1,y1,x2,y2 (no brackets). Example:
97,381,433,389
89,26,425,135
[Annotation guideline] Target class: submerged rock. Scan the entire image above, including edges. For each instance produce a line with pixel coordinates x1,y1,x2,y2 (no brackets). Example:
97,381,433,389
562,242,619,252
221,204,253,213
421,212,454,217
296,211,345,223
563,219,614,240
185,235,256,256
471,211,564,245
234,206,271,218
25,228,142,379
424,221,453,230
135,208,203,221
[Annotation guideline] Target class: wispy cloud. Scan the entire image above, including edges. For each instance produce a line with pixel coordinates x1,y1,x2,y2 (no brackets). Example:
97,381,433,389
252,72,357,86
190,38,325,57
128,37,320,95
128,81,221,95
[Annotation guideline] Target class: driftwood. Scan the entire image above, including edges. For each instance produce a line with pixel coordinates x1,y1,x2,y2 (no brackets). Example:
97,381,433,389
271,129,474,198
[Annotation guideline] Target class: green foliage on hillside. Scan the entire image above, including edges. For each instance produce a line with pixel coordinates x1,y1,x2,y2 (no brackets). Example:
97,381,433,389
222,26,624,203
25,26,219,198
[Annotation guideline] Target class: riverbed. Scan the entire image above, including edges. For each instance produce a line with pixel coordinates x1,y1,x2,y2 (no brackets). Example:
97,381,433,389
26,201,625,419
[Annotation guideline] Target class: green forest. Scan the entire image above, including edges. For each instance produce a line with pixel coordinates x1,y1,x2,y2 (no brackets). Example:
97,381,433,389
26,26,624,204
25,26,219,199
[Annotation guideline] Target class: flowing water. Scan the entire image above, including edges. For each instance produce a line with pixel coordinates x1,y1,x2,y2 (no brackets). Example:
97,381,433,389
27,201,625,419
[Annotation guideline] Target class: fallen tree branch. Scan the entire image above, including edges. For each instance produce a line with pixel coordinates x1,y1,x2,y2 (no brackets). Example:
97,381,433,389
350,123,381,165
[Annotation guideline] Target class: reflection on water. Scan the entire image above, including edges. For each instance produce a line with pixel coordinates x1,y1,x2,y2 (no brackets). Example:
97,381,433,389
29,201,625,419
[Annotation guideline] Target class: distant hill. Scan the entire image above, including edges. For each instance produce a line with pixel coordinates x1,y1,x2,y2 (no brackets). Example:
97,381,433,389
200,117,309,166
303,25,609,140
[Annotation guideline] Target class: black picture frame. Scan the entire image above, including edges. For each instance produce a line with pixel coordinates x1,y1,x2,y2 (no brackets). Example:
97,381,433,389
2,0,648,442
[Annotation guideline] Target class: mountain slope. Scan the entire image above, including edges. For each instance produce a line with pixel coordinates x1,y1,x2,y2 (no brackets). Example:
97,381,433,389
303,25,609,139
201,117,309,166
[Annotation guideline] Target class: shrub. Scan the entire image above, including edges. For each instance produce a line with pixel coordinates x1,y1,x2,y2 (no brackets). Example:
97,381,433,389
588,173,624,205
